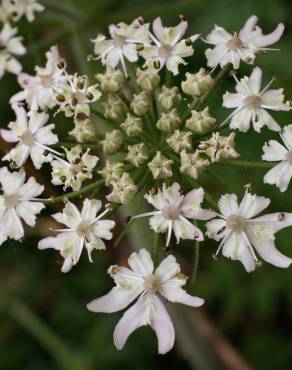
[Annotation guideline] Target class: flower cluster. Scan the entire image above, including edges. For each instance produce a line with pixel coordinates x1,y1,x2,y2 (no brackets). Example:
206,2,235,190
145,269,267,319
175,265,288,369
0,12,292,355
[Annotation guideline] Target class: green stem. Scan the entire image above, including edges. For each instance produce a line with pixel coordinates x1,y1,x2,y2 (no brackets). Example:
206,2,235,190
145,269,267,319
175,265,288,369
51,142,100,150
151,232,160,267
7,300,88,370
183,63,231,119
44,179,104,204
215,159,275,169
189,240,200,291
91,109,121,129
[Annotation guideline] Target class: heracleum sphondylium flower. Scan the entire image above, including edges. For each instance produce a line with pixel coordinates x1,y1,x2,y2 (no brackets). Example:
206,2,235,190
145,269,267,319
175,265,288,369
133,183,215,246
0,167,44,244
222,67,290,132
205,15,284,70
1,104,58,169
0,22,26,79
0,0,44,23
38,199,115,273
140,17,199,75
206,190,292,272
87,249,204,354
262,124,292,192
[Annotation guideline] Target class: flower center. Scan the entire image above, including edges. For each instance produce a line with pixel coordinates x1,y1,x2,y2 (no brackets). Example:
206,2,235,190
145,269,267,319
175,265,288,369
70,162,82,175
226,34,243,50
144,274,160,294
40,74,52,87
161,205,181,220
226,214,246,232
4,193,19,208
113,34,126,47
243,95,262,109
285,150,292,165
76,220,92,238
159,44,172,59
20,131,35,146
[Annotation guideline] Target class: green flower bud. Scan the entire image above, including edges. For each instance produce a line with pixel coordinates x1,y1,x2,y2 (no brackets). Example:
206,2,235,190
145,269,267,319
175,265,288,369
121,113,143,136
136,62,160,91
156,109,181,132
180,149,210,179
101,129,123,154
98,160,124,186
166,130,192,153
96,67,125,93
126,143,148,167
130,91,150,116
148,151,173,179
158,85,181,110
186,107,216,133
181,68,214,97
103,94,125,119
69,119,97,143
106,173,137,204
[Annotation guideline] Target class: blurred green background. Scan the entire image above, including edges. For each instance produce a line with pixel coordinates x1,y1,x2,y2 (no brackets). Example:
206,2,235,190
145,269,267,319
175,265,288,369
0,0,292,369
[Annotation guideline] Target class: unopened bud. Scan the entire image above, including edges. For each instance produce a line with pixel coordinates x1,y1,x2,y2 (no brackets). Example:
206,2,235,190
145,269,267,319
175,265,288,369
180,150,210,179
121,113,143,136
158,85,181,110
166,130,192,153
103,94,126,119
181,68,214,97
148,151,173,179
186,107,216,133
126,143,148,167
101,129,123,154
130,91,150,116
106,173,137,204
136,62,160,91
96,67,125,93
156,109,181,132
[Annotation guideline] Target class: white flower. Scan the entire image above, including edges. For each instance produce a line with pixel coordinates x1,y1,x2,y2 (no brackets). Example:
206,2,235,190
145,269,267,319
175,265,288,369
133,183,215,246
0,167,44,244
92,18,150,76
51,145,99,191
1,104,58,169
262,124,292,192
206,190,292,272
141,17,199,75
205,15,284,70
87,248,204,354
11,46,65,111
38,199,115,273
0,23,26,79
222,67,290,132
1,0,44,23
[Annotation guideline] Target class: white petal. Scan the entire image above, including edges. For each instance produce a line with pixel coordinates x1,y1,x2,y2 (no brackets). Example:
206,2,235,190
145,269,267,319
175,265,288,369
18,176,44,199
218,193,239,217
155,255,180,282
239,192,270,219
281,124,292,150
263,162,292,192
180,188,215,220
0,208,24,240
81,198,102,220
92,220,115,240
160,279,204,307
0,167,25,194
128,249,154,277
53,202,81,228
262,140,287,162
16,201,44,227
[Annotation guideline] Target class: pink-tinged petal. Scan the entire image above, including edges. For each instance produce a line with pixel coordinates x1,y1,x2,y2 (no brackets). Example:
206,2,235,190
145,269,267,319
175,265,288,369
149,295,175,355
255,23,284,48
223,92,244,108
1,129,19,143
218,194,239,217
160,282,204,307
61,257,73,273
205,26,232,45
152,17,164,40
87,286,142,313
239,15,258,36
128,249,154,277
155,255,180,282
252,212,292,232
113,295,147,350
239,192,270,219
173,218,203,242
249,67,262,94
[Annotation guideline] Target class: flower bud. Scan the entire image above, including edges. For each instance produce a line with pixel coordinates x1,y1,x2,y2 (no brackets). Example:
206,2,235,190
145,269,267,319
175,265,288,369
180,149,209,179
103,94,125,119
181,68,214,97
136,62,160,91
199,132,240,162
69,119,97,143
166,130,192,153
96,67,125,93
158,85,181,110
130,91,150,116
106,173,137,204
156,109,181,132
186,107,216,133
126,143,148,167
148,151,173,179
121,113,143,136
98,160,124,186
101,129,123,154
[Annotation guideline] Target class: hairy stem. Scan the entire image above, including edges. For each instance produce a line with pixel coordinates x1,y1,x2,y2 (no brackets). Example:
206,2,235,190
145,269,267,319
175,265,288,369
215,159,276,169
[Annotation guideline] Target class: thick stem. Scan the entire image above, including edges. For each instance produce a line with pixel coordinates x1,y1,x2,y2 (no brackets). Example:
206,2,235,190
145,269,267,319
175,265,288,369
44,179,104,204
215,159,275,169
189,240,200,291
152,232,160,267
